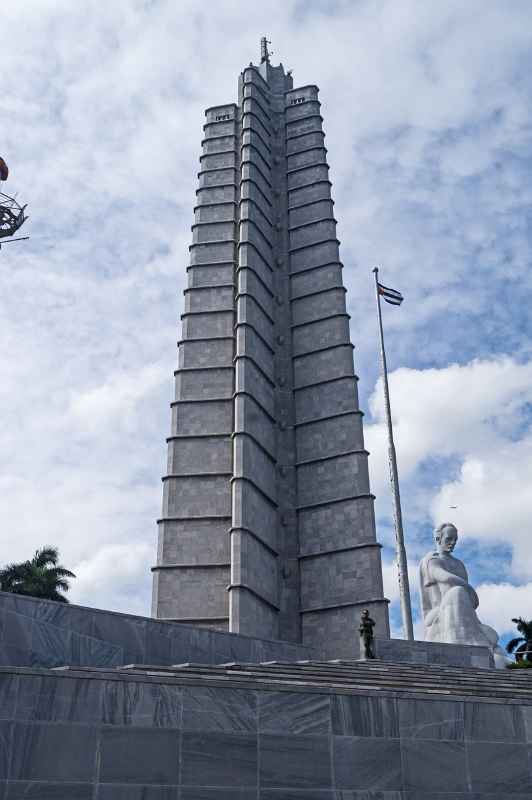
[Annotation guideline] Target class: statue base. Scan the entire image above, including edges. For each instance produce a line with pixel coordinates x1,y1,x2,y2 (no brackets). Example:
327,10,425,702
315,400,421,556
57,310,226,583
372,636,495,669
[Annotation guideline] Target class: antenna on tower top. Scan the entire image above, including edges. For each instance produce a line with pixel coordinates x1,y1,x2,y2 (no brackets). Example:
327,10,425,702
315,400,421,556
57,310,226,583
260,37,273,63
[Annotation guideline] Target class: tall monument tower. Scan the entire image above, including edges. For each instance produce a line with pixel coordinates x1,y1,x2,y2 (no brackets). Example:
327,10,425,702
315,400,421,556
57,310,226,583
152,42,390,657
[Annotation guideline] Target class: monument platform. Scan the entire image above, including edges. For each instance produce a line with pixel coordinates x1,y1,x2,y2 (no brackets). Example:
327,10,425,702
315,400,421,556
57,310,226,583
0,656,530,796
0,595,529,794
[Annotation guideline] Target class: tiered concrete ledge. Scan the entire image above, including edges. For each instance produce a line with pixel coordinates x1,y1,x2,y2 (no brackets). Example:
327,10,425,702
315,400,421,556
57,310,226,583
0,654,530,796
56,657,530,700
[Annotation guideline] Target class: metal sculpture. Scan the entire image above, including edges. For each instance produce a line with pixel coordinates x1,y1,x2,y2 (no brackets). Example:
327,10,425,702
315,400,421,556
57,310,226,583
0,156,28,248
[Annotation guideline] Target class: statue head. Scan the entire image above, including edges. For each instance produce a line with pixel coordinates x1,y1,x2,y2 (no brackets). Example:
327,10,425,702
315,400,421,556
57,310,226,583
434,522,458,556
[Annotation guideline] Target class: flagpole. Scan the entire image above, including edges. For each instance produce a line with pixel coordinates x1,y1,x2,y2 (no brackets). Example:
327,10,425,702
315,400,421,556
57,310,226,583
372,267,414,641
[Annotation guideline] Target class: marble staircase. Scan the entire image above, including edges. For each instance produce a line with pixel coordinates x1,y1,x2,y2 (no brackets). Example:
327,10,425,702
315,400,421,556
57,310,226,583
57,657,532,701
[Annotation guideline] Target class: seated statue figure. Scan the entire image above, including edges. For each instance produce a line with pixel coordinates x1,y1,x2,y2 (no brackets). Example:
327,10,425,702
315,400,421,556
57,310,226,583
419,523,507,668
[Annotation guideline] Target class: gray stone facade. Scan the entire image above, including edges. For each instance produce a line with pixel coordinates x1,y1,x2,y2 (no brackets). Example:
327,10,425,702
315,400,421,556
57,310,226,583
0,592,310,670
0,657,531,797
153,55,389,656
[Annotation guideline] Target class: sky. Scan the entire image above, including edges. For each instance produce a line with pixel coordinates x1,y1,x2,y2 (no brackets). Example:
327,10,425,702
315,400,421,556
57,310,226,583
1,0,532,645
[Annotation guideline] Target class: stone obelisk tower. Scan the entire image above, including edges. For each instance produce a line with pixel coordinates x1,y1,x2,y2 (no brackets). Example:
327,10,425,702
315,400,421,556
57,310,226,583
152,42,389,658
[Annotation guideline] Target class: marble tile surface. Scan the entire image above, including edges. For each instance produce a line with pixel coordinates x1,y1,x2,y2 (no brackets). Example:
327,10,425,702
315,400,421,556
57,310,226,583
5,781,93,799
16,676,103,724
335,793,402,800
333,737,401,791
0,677,18,721
464,701,526,742
10,722,97,782
170,626,214,665
90,614,147,660
259,691,330,734
102,680,180,728
522,705,532,743
30,621,73,668
96,785,178,799
401,739,467,792
403,794,532,800
261,790,334,799
181,731,257,788
145,624,173,664
181,791,255,800
209,633,257,666
0,647,31,668
75,634,124,668
398,698,464,740
99,727,179,785
2,613,31,652
466,740,532,794
31,600,92,633
260,733,332,789
332,695,398,738
0,723,11,781
182,686,256,732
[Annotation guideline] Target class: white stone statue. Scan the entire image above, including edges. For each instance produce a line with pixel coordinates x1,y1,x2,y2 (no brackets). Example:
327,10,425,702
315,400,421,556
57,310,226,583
419,522,507,668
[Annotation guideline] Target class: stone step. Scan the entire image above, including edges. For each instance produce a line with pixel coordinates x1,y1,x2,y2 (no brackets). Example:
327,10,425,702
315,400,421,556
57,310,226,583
100,657,532,701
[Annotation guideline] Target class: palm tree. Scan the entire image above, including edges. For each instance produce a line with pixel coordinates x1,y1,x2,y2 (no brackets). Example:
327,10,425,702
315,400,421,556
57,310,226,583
0,546,75,603
506,617,532,662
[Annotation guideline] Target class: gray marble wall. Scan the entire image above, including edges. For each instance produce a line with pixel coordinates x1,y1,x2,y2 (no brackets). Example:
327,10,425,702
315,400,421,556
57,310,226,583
0,593,309,670
0,665,530,797
373,637,494,669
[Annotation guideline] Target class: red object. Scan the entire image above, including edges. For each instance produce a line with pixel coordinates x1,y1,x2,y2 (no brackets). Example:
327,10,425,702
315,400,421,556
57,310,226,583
0,158,9,181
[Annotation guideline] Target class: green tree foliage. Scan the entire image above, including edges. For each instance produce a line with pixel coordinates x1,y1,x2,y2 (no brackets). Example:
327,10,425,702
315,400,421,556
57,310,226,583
506,617,532,662
0,546,75,603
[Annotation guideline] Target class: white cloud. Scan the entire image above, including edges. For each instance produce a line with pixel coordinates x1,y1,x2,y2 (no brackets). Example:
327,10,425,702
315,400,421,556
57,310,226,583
1,1,532,620
382,557,418,605
382,556,427,640
68,362,167,431
476,582,532,637
432,438,532,580
72,542,153,615
366,357,532,496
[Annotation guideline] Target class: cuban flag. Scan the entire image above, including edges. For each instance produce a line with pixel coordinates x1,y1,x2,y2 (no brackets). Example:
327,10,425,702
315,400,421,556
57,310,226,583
378,282,403,306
